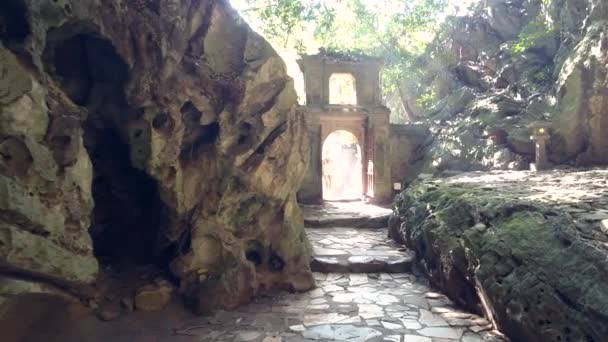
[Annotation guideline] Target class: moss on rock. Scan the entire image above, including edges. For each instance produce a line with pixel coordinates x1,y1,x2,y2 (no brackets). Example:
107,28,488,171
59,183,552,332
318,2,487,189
392,177,608,341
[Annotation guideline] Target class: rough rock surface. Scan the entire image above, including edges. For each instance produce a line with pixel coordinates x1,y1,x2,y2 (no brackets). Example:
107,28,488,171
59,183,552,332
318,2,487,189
404,0,608,172
390,170,608,342
134,279,175,312
0,0,313,321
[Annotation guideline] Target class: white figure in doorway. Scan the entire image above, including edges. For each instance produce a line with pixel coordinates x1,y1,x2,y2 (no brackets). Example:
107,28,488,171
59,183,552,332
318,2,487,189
322,158,332,195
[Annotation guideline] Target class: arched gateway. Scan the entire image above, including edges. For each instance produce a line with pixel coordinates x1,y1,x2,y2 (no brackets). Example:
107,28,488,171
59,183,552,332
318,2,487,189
297,50,394,204
322,130,363,201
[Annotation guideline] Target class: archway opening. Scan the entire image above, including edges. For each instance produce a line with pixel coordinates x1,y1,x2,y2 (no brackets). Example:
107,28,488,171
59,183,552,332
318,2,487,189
322,130,362,201
329,73,357,105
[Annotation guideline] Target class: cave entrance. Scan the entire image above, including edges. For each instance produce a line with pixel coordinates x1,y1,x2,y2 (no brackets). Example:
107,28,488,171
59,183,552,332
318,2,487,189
0,0,31,45
322,130,363,201
44,30,166,266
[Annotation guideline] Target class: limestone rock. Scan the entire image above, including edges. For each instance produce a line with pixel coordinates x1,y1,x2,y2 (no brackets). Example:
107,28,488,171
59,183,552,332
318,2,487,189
427,87,476,120
402,0,608,172
487,0,538,41
0,43,97,289
391,173,608,342
134,281,174,312
0,0,313,318
551,20,608,165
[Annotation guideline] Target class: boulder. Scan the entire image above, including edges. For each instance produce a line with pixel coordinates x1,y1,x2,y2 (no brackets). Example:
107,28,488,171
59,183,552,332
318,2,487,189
391,175,608,342
551,20,608,165
428,87,476,119
486,0,525,41
453,62,494,91
134,281,174,312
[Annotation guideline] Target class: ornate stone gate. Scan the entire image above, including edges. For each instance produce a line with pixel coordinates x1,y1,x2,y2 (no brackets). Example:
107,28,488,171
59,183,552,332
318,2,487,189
297,51,394,204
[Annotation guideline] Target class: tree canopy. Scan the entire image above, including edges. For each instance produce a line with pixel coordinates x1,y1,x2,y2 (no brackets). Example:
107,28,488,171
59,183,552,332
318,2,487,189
234,0,454,122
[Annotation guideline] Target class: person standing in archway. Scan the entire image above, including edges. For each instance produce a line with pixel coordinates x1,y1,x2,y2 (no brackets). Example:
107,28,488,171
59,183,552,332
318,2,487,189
322,158,332,196
342,142,357,198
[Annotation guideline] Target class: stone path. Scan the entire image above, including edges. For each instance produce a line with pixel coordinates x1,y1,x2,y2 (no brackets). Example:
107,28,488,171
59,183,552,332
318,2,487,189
173,272,503,342
302,201,393,228
27,202,506,342
308,228,414,273
30,272,504,342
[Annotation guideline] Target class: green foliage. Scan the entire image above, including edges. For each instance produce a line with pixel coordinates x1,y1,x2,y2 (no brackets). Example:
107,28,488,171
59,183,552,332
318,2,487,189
316,0,448,121
241,0,335,49
417,89,437,110
512,18,555,54
237,0,449,122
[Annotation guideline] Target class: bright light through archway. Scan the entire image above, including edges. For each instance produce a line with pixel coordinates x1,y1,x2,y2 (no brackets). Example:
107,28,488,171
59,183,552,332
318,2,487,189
329,73,357,105
322,130,362,201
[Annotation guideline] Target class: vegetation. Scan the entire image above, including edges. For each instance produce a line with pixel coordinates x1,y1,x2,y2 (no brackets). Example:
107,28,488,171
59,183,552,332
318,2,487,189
239,0,335,51
417,89,437,110
235,0,557,122
512,18,555,54
236,0,450,122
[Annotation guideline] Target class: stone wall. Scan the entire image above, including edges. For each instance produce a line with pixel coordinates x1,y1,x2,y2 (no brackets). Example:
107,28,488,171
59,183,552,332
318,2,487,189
0,0,313,322
299,53,383,106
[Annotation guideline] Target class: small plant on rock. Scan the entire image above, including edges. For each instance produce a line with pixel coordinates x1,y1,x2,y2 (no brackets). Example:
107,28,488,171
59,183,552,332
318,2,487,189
512,18,556,54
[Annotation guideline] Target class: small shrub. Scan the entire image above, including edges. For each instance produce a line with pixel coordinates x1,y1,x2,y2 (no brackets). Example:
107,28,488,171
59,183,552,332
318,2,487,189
417,89,437,110
512,18,555,54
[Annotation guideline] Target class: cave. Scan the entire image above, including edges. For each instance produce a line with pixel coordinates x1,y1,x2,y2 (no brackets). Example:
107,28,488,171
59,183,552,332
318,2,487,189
44,31,167,266
0,0,30,44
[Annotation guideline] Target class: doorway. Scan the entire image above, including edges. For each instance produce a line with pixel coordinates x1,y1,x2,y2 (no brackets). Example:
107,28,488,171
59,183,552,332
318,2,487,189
322,130,363,201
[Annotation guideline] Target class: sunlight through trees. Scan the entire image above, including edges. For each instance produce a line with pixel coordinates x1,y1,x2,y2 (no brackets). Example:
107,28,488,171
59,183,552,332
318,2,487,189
230,0,482,122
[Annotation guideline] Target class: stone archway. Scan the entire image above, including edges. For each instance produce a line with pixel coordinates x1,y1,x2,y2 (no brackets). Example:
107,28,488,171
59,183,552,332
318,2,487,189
322,130,363,200
297,51,397,204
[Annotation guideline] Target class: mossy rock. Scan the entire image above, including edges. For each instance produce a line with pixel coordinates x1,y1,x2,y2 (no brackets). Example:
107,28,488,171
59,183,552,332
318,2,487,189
392,180,608,341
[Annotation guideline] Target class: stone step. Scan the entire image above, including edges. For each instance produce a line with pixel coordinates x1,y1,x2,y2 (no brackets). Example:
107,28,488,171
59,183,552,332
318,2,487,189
311,254,414,273
304,215,389,229
301,202,392,229
307,227,415,274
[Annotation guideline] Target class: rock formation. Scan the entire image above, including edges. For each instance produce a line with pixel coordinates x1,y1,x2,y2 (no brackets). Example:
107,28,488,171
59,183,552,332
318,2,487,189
0,0,313,325
390,171,608,342
404,0,608,172
389,2,608,341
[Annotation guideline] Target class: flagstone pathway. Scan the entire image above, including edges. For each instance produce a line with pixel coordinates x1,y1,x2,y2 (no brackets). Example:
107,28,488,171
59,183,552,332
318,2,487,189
27,202,507,342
